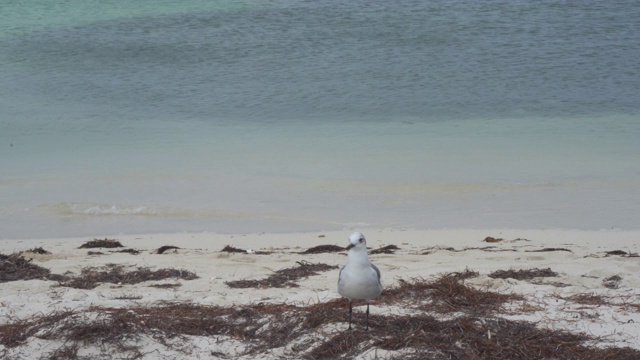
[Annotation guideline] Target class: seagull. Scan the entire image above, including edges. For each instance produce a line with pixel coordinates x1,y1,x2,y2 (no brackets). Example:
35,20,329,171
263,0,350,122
337,231,382,330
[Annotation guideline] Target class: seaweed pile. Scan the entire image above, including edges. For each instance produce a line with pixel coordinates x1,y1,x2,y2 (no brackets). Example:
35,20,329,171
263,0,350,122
2,273,639,359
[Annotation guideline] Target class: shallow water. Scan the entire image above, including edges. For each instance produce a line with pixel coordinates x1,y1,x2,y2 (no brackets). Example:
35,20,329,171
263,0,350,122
1,1,639,238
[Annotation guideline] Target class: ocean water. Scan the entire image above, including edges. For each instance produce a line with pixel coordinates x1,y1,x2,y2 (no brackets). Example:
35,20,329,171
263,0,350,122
1,0,639,239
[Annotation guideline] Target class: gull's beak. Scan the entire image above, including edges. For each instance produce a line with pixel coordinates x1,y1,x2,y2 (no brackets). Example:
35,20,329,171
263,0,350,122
346,243,355,250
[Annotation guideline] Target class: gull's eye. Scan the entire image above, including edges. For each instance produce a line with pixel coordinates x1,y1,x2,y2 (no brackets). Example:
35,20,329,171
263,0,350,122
359,238,364,243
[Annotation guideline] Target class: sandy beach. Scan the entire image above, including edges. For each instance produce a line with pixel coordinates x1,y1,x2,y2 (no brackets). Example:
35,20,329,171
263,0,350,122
1,229,640,359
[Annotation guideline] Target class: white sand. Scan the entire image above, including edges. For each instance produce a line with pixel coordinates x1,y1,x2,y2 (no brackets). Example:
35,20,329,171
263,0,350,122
1,229,640,358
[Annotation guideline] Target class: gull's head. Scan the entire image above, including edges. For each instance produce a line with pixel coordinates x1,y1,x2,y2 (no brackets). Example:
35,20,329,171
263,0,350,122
346,232,367,251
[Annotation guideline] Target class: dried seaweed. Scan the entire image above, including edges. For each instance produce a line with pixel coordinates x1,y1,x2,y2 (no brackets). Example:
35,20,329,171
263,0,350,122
605,250,629,256
78,238,123,249
421,246,457,255
225,261,338,289
43,343,80,360
22,247,51,255
447,268,480,281
531,279,572,287
148,283,182,289
309,327,371,359
112,248,141,255
252,250,274,255
525,247,572,252
156,245,180,254
483,236,503,243
384,272,520,315
112,294,143,300
474,246,518,252
489,268,558,280
300,244,345,254
603,275,622,289
605,250,639,257
0,253,53,283
0,310,74,348
423,246,520,255
220,245,247,253
57,265,198,289
566,293,609,305
218,245,272,254
369,245,400,254
3,276,639,360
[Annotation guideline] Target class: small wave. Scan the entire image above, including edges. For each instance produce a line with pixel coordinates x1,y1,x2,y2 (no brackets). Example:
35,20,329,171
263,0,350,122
31,202,249,219
45,203,163,216
82,204,157,216
31,203,183,217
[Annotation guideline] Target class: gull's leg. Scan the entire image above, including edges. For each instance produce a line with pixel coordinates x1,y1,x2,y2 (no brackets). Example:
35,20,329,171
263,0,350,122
348,300,353,330
366,303,370,331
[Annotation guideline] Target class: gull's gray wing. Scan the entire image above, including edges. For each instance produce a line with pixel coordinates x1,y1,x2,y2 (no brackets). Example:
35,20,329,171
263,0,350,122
371,263,381,285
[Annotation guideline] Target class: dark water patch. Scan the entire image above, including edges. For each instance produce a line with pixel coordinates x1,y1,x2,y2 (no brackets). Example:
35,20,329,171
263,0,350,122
3,1,639,124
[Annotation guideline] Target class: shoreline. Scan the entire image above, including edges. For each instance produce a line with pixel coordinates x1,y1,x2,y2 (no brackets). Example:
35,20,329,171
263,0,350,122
4,226,639,241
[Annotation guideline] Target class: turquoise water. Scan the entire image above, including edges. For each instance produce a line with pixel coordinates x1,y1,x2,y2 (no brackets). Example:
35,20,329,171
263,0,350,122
1,1,639,238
